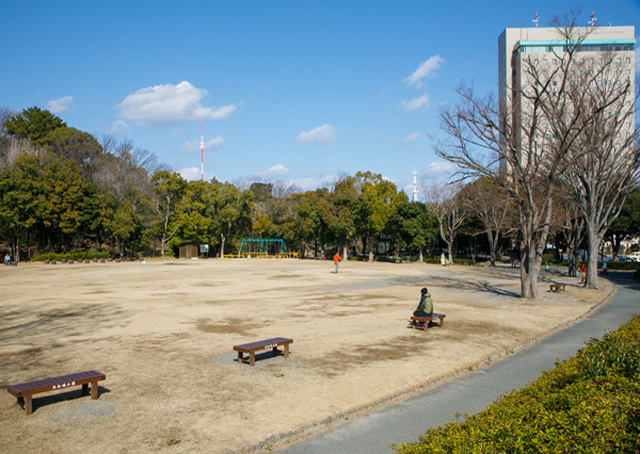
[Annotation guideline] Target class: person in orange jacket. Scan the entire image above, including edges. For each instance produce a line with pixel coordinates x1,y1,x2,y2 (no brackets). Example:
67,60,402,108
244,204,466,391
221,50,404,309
333,252,341,274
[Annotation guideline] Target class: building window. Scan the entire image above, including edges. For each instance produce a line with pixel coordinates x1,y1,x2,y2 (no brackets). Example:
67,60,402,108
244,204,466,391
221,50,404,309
617,58,621,64
598,58,603,64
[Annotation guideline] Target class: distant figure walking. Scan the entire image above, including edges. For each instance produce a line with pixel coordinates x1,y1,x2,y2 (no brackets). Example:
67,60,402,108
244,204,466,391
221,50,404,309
413,287,433,317
4,253,10,266
333,253,341,274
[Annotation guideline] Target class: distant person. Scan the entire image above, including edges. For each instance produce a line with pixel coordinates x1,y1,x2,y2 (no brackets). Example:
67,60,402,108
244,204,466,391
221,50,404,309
333,252,341,274
4,253,10,265
413,287,433,317
440,252,446,266
602,263,608,275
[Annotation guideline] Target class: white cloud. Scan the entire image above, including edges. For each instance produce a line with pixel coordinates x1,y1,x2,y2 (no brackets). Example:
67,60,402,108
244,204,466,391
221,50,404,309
403,55,444,87
289,174,339,191
402,132,420,143
47,96,74,114
179,136,225,155
297,124,337,145
111,120,131,136
178,166,203,181
402,94,430,111
116,81,237,127
421,161,458,180
254,164,291,178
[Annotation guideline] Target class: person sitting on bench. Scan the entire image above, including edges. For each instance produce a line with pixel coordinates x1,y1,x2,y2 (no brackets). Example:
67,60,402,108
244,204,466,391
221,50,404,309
413,287,433,320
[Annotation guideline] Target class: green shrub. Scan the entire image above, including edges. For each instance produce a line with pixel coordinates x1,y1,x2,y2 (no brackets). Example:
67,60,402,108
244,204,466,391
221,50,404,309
32,249,111,262
599,261,639,271
393,316,640,454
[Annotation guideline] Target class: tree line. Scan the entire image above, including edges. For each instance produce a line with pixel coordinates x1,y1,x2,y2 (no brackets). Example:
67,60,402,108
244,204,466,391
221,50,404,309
0,106,446,262
1,101,639,298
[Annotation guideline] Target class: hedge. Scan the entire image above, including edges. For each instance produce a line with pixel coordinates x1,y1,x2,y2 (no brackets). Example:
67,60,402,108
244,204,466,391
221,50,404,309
32,249,111,262
393,315,640,453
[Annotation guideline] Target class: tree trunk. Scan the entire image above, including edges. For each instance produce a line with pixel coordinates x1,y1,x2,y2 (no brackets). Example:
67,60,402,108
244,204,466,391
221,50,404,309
585,222,600,289
487,231,497,266
418,247,424,263
220,233,226,258
520,239,543,298
342,244,348,261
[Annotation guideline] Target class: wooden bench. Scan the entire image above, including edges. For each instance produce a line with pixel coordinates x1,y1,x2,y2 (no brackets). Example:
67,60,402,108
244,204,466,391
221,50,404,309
233,337,293,366
549,283,566,292
7,370,106,415
409,313,446,330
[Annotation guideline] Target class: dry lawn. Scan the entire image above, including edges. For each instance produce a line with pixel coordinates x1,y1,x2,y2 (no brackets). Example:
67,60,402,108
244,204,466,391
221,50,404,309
0,259,613,453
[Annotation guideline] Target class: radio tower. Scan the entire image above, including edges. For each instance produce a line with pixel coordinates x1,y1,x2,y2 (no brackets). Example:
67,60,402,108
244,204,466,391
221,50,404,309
200,120,204,181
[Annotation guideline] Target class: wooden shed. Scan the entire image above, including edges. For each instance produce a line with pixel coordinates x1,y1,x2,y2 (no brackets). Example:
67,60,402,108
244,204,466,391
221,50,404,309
178,240,199,259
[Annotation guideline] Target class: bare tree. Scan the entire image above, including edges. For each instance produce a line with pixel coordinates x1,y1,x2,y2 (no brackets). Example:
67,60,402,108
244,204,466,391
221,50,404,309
436,16,600,298
458,178,513,266
558,196,585,278
423,183,466,264
555,40,640,288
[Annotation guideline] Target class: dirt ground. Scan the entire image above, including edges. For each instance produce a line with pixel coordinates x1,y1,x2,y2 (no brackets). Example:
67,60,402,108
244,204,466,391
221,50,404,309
0,259,613,453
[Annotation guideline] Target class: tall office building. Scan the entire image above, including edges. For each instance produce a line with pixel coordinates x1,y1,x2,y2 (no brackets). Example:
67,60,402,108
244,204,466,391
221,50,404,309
498,24,635,171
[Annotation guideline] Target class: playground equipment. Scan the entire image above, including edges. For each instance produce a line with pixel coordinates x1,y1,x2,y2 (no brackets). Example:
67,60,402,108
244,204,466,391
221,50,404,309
227,239,299,259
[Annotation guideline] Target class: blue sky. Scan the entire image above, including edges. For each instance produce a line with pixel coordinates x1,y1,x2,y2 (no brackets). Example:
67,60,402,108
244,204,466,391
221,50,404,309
2,1,639,195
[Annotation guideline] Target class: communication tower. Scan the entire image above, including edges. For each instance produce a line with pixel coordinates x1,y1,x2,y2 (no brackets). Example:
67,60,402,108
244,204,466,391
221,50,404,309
200,120,205,181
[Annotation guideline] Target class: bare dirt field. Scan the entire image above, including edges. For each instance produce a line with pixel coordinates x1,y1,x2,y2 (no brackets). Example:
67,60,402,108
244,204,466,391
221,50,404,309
0,259,613,453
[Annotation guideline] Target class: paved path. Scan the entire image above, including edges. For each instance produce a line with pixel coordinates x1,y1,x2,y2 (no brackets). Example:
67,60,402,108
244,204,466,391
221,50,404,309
276,272,640,454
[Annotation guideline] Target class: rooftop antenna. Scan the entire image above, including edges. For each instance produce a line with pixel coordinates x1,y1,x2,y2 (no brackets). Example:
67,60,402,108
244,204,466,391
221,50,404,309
588,10,597,27
412,170,418,202
200,120,204,182
532,12,539,28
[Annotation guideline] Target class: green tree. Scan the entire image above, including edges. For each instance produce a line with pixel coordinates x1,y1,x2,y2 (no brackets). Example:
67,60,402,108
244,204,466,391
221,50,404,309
4,106,66,146
298,188,332,258
174,180,219,246
38,153,87,251
103,188,154,257
328,176,359,260
217,182,253,256
605,186,640,258
151,170,187,256
43,127,103,176
0,154,44,260
389,201,437,262
356,171,407,262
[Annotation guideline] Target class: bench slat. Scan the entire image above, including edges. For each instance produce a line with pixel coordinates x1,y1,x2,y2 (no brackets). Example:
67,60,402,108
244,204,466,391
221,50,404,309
233,337,293,353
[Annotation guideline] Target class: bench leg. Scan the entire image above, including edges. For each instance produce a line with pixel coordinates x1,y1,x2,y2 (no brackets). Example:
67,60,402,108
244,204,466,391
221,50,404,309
283,343,290,358
91,380,99,399
439,317,445,327
23,395,32,415
249,351,255,367
237,351,244,365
